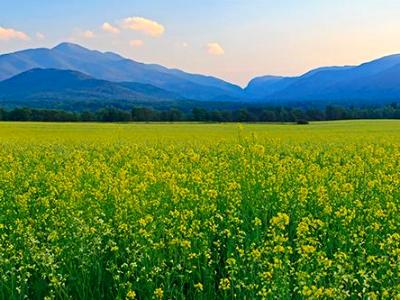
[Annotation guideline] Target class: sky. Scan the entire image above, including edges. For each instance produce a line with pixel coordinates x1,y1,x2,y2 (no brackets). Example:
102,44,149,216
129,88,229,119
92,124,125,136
2,0,400,86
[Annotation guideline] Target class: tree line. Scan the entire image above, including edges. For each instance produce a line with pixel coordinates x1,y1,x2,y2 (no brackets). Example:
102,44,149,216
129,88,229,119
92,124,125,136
1,104,400,122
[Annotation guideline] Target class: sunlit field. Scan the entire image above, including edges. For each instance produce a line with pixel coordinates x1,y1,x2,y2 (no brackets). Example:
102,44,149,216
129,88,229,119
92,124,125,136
1,121,400,299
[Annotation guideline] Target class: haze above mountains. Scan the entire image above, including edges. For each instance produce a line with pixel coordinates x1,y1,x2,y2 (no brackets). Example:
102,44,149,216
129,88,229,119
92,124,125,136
1,42,400,110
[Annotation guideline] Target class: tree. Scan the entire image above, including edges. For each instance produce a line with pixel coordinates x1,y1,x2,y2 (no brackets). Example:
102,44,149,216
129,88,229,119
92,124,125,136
0,108,5,121
169,109,183,121
80,111,96,122
160,108,183,122
233,109,252,122
290,108,307,122
132,107,158,122
9,108,32,121
325,105,347,120
97,108,132,122
220,111,232,122
306,108,325,121
259,109,277,122
277,108,291,122
210,111,223,122
191,108,209,121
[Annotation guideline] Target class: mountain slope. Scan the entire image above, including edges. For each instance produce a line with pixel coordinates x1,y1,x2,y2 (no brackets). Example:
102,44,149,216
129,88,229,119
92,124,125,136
247,54,400,105
0,68,182,110
271,55,400,103
0,43,243,101
245,76,297,99
244,67,355,100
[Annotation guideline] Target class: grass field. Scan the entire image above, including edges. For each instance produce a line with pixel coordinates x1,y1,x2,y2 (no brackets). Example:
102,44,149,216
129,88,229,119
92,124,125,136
1,120,400,299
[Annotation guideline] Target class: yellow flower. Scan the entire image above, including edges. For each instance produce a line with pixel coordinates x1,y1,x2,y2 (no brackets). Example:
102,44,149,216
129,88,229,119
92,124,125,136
194,282,204,292
296,221,309,236
219,278,231,291
252,144,265,156
226,257,237,266
154,288,164,299
271,213,290,230
251,248,262,259
126,290,136,299
253,217,262,226
260,271,272,281
299,187,308,202
301,245,316,255
181,240,191,249
207,189,218,199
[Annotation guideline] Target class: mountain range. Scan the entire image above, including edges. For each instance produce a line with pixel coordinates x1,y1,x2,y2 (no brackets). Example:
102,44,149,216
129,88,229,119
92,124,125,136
0,43,242,102
1,42,400,110
245,55,400,106
0,68,188,110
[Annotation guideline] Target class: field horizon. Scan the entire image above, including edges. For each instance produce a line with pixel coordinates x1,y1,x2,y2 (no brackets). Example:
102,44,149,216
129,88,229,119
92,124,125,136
1,119,399,142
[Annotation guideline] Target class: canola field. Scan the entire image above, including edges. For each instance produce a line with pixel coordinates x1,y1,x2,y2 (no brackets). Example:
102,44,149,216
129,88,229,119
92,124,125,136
1,120,400,299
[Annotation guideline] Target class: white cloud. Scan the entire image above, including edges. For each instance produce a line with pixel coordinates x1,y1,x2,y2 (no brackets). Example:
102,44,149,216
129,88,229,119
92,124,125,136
36,32,45,40
122,17,165,37
130,39,144,47
182,42,189,48
0,26,30,41
102,22,120,34
207,42,225,56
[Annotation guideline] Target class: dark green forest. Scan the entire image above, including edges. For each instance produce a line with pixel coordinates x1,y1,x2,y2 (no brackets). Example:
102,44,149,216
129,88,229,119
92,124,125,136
1,104,400,123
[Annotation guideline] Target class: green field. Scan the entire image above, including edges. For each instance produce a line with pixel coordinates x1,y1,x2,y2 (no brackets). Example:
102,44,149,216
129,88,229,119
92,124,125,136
1,121,400,299
1,120,400,143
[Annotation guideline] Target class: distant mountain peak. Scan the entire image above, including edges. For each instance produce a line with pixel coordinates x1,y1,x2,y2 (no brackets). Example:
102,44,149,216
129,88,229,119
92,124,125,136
53,42,88,51
103,51,125,61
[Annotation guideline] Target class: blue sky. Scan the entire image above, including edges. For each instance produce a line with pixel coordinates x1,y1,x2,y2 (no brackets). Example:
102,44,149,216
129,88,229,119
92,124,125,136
2,0,400,86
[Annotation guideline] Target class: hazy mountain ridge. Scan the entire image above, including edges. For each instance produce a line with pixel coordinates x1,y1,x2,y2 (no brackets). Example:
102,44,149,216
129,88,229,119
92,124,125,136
247,54,400,104
0,43,243,101
0,68,184,110
2,43,400,108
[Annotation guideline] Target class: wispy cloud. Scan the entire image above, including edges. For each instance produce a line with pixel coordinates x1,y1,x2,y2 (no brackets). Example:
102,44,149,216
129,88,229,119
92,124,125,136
36,32,45,40
122,17,165,37
207,42,225,55
69,29,95,42
129,39,144,47
81,30,95,39
0,26,30,41
102,22,120,34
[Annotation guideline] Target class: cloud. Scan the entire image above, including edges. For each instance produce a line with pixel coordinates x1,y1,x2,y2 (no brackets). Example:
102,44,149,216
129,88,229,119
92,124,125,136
207,42,225,56
81,30,95,39
36,32,45,40
68,29,95,42
0,26,30,41
102,22,120,34
182,42,189,48
122,17,165,37
130,39,144,47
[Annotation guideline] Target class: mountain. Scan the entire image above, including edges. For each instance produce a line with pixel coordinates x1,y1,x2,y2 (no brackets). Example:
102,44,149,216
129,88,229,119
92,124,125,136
0,43,243,101
245,76,297,99
246,54,400,105
2,43,400,108
0,68,184,110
